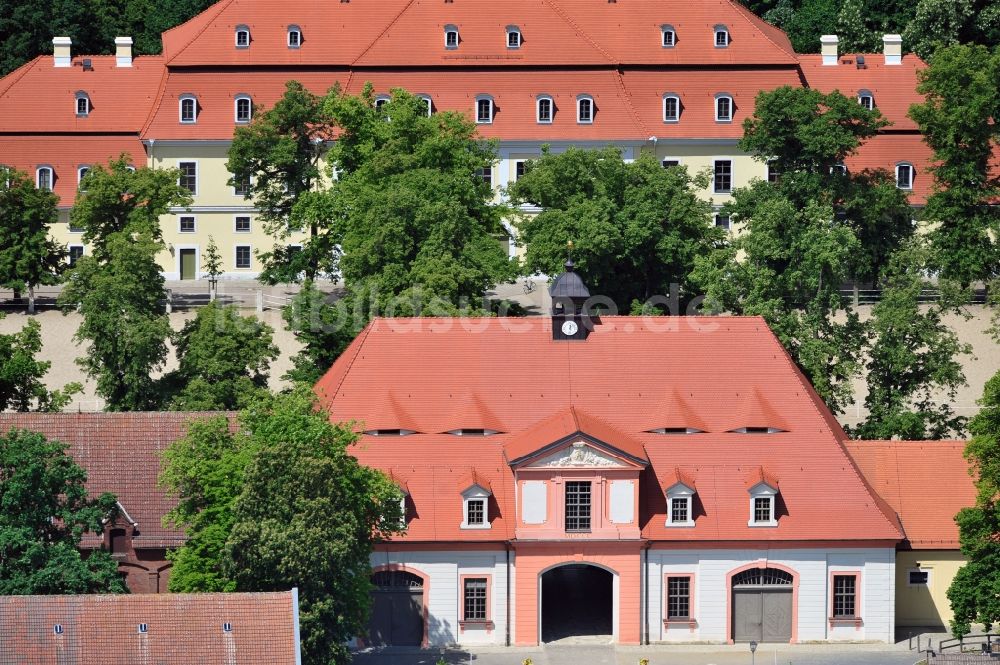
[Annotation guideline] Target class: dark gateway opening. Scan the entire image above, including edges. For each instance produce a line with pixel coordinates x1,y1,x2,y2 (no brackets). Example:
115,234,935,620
540,564,613,643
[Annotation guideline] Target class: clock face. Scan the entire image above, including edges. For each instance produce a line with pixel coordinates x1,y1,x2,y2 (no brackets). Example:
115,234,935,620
561,320,579,336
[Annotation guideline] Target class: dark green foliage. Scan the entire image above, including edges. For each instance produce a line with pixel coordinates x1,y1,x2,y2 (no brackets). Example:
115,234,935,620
0,166,63,293
948,370,1000,635
281,281,367,385
509,147,720,311
0,428,126,594
0,317,82,412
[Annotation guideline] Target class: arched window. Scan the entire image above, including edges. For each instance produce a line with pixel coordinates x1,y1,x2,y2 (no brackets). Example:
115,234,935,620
444,25,459,49
36,166,54,191
75,91,91,117
77,166,90,189
577,95,594,124
536,95,553,124
287,25,302,48
896,162,914,190
235,25,250,48
715,93,734,122
374,95,391,112
663,93,680,122
475,95,494,124
732,567,793,586
234,95,252,124
858,89,875,110
179,95,197,124
418,94,433,117
506,25,522,48
661,25,676,47
714,25,730,47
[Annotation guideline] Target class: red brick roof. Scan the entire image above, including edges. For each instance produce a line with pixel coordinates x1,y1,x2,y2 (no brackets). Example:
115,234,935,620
316,316,904,544
845,439,975,549
844,132,934,205
0,591,299,664
0,413,234,549
503,406,649,466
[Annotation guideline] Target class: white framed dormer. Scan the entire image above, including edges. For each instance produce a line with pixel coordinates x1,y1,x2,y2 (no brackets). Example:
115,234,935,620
577,94,594,124
287,25,302,48
858,89,875,110
748,480,779,527
714,24,730,47
417,94,433,117
715,93,734,122
36,166,54,191
179,94,198,124
235,25,250,49
665,481,696,527
475,95,494,124
444,24,460,50
77,165,90,190
506,25,522,49
896,162,914,190
461,484,492,530
374,94,391,112
663,93,680,123
234,94,252,124
75,91,91,117
536,95,554,124
661,24,676,48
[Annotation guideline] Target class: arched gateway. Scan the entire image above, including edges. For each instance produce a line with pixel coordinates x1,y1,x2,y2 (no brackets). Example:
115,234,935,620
368,570,425,646
540,563,616,643
730,566,795,643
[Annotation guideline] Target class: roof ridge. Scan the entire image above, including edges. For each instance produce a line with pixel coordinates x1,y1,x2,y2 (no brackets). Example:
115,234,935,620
726,0,796,61
328,319,376,403
0,56,42,99
541,0,616,65
164,0,238,66
351,0,421,66
139,65,171,138
612,70,649,138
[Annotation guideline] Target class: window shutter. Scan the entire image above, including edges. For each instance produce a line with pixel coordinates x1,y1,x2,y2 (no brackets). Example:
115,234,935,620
610,480,634,523
521,481,547,524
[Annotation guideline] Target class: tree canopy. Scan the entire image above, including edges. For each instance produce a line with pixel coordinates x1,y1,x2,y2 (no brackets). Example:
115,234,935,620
0,428,126,594
0,317,81,412
0,166,63,295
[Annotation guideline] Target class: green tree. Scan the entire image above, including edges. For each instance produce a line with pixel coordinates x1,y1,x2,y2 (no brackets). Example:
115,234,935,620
0,317,82,412
227,81,336,283
785,0,841,54
948,369,1000,636
0,428,126,594
909,44,1000,287
0,166,63,308
851,243,970,440
509,147,720,310
164,302,278,411
837,0,879,53
203,235,223,301
903,0,975,59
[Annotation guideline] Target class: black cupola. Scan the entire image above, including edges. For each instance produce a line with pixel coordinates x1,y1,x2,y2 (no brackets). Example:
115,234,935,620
550,243,595,341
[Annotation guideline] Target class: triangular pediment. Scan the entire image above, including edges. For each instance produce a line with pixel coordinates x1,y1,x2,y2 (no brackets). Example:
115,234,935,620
525,441,633,469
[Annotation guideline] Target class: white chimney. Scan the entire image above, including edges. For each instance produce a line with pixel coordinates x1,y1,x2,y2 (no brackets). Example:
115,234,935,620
821,35,839,66
883,34,902,65
115,37,133,68
53,37,72,68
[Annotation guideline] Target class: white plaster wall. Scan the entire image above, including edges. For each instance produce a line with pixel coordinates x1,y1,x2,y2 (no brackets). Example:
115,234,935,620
646,548,895,644
369,550,512,646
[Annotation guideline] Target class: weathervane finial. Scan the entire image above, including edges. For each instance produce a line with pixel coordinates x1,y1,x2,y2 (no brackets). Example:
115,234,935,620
565,240,575,271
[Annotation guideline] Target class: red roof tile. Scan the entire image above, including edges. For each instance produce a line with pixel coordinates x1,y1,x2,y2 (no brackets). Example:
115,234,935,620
639,388,708,433
728,387,788,432
0,591,298,664
502,406,649,466
439,390,507,434
745,465,779,489
665,467,697,491
845,132,934,205
845,439,974,549
456,468,493,494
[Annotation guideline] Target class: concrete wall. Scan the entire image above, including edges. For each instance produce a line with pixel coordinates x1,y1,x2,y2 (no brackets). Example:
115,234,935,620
896,550,966,629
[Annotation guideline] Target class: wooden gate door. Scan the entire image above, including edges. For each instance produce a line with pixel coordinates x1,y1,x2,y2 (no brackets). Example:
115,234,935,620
368,571,424,646
731,567,794,643
179,249,197,280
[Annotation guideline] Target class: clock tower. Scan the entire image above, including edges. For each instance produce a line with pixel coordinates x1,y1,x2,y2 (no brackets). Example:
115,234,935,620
549,247,594,341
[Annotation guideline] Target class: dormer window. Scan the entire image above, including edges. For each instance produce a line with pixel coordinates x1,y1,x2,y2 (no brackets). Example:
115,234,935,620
287,25,302,48
537,95,553,124
447,429,500,436
77,166,90,190
858,90,874,110
506,26,522,48
476,95,494,124
715,94,733,122
235,25,250,49
444,25,459,49
648,427,702,434
179,95,197,124
730,426,784,433
665,478,696,527
460,480,492,529
418,94,433,117
661,25,676,47
364,429,416,436
36,166,53,191
747,472,779,527
714,25,730,47
577,95,594,124
663,93,680,122
896,162,914,190
75,92,90,117
235,95,252,124
374,95,391,112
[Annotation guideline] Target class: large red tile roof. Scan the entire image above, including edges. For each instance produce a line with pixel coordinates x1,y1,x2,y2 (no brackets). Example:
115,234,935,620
845,132,935,205
0,413,234,549
316,316,904,544
845,439,975,549
0,591,299,664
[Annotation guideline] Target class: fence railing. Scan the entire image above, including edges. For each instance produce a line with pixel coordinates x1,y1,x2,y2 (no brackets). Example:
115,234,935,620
938,633,1000,655
840,288,988,306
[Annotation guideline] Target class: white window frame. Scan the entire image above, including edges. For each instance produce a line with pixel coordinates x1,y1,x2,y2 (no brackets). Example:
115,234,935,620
713,159,733,194
234,95,252,124
36,166,54,191
896,162,914,190
444,25,459,49
475,95,494,124
858,90,874,110
714,213,732,230
715,94,734,122
179,95,197,124
374,95,391,112
536,95,553,124
661,25,676,48
178,214,197,234
506,25,522,49
665,482,695,527
68,244,85,267
661,158,682,169
663,93,680,123
177,160,198,196
907,568,931,587
77,165,90,185
234,244,253,270
461,485,492,530
232,172,252,197
577,95,594,124
234,215,252,233
417,94,433,117
287,25,302,48
714,25,730,47
748,482,778,527
235,25,250,49
75,92,90,117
